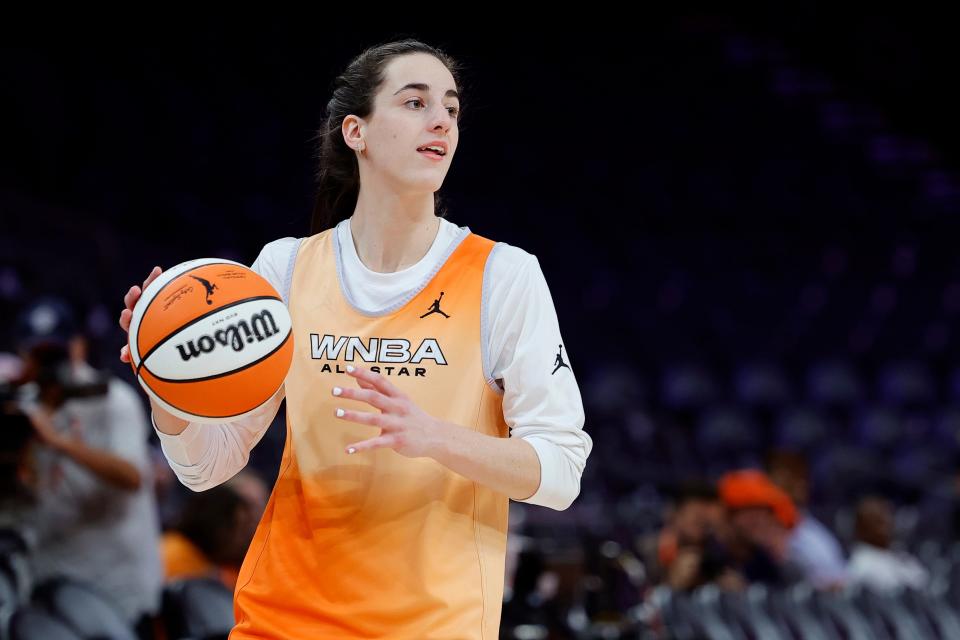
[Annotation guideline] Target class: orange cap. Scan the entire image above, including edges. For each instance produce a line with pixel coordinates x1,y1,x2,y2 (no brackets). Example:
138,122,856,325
718,469,798,529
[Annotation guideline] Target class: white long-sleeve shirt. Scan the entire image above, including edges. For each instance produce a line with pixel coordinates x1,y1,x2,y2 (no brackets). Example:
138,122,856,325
153,216,593,511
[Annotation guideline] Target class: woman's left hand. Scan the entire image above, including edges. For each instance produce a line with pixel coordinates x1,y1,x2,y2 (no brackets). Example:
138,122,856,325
334,365,443,458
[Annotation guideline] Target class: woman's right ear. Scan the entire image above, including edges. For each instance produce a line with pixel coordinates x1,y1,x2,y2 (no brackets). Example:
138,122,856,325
342,115,365,154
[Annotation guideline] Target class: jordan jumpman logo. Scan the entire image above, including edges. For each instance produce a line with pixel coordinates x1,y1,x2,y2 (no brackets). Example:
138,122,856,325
420,291,451,318
552,344,570,375
190,275,220,305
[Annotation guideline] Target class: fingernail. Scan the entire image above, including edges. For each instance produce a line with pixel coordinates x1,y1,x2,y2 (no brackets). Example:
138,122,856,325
332,387,342,396
346,365,355,373
336,408,344,417
347,447,356,454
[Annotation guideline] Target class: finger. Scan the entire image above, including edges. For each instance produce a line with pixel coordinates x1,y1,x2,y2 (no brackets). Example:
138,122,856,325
119,308,131,332
344,435,394,454
125,286,142,311
344,369,377,391
120,345,130,363
346,365,401,398
355,377,377,391
143,266,161,290
333,406,381,427
123,286,139,310
332,386,394,412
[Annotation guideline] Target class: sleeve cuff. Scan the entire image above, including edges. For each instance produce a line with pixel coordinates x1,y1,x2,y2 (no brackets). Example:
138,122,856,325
514,436,576,511
151,410,211,466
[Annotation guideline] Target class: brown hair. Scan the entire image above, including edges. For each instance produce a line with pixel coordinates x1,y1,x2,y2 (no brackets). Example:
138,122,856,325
309,38,466,235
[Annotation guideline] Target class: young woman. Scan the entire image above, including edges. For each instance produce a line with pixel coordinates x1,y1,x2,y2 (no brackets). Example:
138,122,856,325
119,38,593,639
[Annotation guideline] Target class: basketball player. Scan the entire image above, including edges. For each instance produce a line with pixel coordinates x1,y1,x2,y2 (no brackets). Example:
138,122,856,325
119,39,592,639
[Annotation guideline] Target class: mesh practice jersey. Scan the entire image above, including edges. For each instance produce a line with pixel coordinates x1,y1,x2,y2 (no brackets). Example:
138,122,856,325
155,217,592,512
231,224,516,637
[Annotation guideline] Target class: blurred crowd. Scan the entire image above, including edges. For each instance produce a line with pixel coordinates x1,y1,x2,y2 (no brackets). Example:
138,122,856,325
5,14,960,639
651,457,928,595
0,297,268,639
4,295,960,640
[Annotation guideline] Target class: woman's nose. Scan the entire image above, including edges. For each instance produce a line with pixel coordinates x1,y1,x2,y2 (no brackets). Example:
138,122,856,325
429,104,451,131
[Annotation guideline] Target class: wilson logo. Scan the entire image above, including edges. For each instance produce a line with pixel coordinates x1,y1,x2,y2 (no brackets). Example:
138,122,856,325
176,309,282,361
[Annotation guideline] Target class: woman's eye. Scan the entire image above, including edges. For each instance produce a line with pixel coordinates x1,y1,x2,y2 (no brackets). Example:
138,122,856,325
406,99,459,118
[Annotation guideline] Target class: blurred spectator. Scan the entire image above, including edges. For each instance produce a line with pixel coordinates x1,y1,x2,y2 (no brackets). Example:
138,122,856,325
161,470,266,590
658,482,716,567
847,495,929,593
767,449,848,589
719,469,805,588
0,403,39,529
227,467,269,515
151,444,181,529
656,480,744,592
8,297,163,637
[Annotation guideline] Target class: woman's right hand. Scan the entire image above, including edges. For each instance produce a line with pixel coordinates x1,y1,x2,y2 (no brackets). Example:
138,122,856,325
119,266,163,363
119,265,191,434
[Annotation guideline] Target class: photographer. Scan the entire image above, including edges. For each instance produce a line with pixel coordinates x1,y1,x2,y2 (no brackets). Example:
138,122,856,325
9,297,163,639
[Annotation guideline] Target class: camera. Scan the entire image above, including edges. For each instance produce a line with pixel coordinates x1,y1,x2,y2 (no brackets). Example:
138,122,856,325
4,343,109,409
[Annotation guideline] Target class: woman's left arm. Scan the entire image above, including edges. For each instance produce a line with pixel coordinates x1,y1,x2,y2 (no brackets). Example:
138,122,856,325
335,365,543,500
335,250,592,511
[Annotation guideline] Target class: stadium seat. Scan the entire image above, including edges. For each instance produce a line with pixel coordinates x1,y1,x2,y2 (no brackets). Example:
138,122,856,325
932,405,960,452
583,361,647,418
0,569,18,637
31,577,137,640
695,406,760,461
661,363,721,412
808,588,878,639
8,605,84,640
686,586,748,640
768,586,836,640
774,405,830,452
807,360,865,409
850,587,930,639
734,362,793,409
852,406,903,451
902,588,960,639
0,529,32,603
717,587,789,639
877,361,936,408
162,577,235,640
647,586,700,640
811,445,886,504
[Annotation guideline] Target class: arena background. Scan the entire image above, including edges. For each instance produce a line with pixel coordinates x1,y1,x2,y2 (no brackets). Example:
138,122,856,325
4,10,960,639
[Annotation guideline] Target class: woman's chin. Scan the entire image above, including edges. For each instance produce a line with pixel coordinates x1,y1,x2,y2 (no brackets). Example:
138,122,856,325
401,174,446,193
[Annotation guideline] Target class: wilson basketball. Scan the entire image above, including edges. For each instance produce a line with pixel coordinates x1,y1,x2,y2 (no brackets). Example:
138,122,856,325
126,258,293,423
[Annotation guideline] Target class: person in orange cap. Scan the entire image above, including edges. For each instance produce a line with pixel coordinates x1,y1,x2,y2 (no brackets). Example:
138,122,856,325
767,450,848,589
718,469,806,587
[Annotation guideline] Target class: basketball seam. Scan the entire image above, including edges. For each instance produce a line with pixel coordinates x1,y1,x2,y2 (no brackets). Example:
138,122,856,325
134,260,241,363
141,327,291,385
136,331,291,419
136,295,282,372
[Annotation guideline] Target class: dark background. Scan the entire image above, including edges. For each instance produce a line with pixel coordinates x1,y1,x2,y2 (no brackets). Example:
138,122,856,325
5,12,960,635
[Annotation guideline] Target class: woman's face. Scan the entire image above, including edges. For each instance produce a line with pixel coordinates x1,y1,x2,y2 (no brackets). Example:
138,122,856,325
346,52,460,195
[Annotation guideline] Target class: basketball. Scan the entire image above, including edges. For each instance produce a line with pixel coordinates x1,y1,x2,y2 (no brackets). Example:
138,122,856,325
126,258,293,423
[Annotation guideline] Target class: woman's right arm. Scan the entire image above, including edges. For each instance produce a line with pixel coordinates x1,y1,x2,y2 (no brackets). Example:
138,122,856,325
119,238,299,491
150,383,285,491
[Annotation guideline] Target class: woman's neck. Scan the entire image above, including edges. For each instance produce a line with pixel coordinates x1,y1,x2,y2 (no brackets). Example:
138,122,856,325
350,194,440,273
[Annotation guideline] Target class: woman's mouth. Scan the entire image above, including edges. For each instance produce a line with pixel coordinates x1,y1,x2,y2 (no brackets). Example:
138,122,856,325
417,149,445,161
